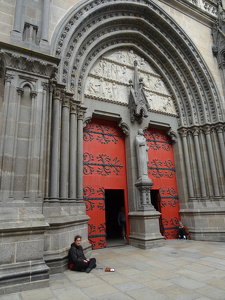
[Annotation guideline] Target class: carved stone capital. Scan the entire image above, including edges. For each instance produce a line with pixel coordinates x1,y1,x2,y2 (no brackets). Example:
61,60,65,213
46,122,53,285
5,73,14,83
167,129,177,142
70,100,77,114
30,91,37,99
202,124,212,135
62,96,70,108
41,82,49,92
53,86,62,101
215,123,224,133
118,121,130,136
178,128,188,138
83,116,92,128
16,87,24,96
77,105,87,120
191,126,200,137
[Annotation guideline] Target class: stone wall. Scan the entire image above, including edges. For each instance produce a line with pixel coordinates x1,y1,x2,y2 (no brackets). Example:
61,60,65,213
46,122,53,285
1,0,225,294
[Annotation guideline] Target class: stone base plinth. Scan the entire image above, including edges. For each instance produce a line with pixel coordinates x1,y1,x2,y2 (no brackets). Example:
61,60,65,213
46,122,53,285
0,260,49,295
0,211,49,295
43,202,91,273
129,236,165,249
128,210,165,249
180,205,225,242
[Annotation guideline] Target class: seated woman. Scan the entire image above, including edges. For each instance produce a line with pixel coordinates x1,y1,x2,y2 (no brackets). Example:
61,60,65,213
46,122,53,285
68,235,96,273
178,221,188,239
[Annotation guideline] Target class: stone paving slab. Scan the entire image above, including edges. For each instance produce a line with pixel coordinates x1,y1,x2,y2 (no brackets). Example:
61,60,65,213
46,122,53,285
1,240,225,300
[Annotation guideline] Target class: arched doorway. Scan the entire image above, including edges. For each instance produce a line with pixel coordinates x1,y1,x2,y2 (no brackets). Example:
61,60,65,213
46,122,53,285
52,0,225,244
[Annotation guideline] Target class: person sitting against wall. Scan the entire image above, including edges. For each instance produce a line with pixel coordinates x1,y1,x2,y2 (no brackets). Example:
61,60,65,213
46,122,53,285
68,235,96,273
178,221,188,240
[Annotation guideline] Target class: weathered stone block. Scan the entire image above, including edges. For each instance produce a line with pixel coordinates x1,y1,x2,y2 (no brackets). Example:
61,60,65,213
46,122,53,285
17,240,44,262
0,243,15,264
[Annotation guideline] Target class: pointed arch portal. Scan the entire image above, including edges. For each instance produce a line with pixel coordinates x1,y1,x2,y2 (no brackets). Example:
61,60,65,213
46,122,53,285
52,0,223,127
50,0,225,243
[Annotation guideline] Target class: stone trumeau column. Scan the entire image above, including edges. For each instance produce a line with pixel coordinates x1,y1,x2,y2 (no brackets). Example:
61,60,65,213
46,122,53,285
129,129,165,249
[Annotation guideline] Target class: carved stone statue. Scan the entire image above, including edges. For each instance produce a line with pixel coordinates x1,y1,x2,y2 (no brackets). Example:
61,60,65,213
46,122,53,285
135,129,149,179
212,1,225,58
129,61,150,123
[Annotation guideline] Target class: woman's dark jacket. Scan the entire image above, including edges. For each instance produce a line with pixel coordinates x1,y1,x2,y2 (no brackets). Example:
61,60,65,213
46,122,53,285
68,243,86,265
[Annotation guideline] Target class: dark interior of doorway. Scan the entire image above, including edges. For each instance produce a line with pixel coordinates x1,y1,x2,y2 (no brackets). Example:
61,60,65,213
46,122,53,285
105,189,126,247
151,189,163,235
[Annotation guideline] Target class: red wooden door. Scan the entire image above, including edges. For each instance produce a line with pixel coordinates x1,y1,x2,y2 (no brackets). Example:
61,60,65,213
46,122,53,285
83,118,128,249
145,128,180,239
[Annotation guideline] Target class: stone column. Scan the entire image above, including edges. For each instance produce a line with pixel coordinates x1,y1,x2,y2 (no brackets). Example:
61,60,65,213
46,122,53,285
77,105,87,200
41,0,50,42
9,87,23,197
60,94,70,202
179,128,195,198
69,100,77,201
25,90,38,198
192,127,207,198
12,0,23,33
39,82,49,198
49,86,62,202
44,83,53,199
203,125,220,197
216,123,225,177
0,73,14,161
0,73,16,198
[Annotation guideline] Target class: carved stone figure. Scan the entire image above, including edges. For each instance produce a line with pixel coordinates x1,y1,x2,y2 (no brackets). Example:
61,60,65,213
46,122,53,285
212,1,225,58
135,129,149,180
129,61,150,123
112,82,117,98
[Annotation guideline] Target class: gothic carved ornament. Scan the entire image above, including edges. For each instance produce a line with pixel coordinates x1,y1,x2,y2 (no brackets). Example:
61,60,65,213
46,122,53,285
212,1,225,69
0,42,59,78
52,0,223,128
178,122,225,138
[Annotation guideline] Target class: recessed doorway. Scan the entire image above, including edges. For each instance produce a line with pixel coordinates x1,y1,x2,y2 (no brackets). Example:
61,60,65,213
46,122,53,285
151,189,163,235
105,189,127,247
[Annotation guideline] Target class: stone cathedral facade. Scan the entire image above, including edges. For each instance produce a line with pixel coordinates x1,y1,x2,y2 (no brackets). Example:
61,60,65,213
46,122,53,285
1,0,225,293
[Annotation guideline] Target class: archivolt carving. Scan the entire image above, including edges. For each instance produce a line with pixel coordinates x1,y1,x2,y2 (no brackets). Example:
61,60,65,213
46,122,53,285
52,0,223,127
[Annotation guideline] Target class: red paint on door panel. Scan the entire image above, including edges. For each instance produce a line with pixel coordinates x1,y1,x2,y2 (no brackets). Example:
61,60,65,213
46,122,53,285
83,118,129,249
145,128,180,239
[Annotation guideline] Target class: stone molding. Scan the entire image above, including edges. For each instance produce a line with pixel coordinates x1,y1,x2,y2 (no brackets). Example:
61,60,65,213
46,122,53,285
178,122,225,135
0,41,59,78
160,0,217,20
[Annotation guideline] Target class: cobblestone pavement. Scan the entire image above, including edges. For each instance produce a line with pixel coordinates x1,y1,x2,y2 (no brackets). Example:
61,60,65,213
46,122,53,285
1,240,225,300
